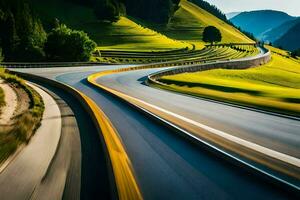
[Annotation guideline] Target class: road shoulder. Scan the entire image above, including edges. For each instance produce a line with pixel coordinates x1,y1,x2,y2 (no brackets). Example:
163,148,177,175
0,82,62,199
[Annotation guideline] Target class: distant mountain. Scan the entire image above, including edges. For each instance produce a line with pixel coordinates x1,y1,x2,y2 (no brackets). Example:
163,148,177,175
226,12,240,19
262,18,300,43
230,10,295,39
275,21,300,51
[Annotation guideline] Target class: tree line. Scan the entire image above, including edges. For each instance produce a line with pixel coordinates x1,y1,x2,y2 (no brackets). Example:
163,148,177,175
0,0,96,62
188,0,227,22
0,0,46,61
0,0,182,62
69,0,180,24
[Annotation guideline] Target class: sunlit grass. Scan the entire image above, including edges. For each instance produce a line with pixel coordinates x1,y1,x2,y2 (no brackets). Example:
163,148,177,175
87,17,189,51
158,49,300,115
154,0,253,50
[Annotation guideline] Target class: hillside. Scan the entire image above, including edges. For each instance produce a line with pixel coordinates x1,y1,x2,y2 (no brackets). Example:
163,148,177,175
29,0,252,51
91,17,188,51
1,0,254,57
155,0,253,49
29,0,188,51
275,21,300,51
230,10,295,39
262,18,300,43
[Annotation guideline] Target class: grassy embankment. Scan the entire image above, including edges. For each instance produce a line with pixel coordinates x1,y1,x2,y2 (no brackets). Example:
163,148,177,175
0,69,44,163
157,47,300,116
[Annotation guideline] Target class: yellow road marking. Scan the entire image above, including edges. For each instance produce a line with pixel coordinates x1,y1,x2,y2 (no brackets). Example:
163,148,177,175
87,68,300,179
75,90,143,200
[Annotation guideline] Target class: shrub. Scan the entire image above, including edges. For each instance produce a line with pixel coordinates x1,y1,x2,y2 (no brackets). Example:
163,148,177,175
203,26,222,44
45,24,97,62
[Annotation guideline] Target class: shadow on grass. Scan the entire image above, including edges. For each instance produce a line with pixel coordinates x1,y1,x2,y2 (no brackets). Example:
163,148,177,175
159,79,262,96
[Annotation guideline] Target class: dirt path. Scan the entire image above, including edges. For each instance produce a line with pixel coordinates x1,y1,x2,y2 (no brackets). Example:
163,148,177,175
0,79,18,125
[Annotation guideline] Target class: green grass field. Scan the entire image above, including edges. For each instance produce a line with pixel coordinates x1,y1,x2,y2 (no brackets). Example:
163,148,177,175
90,17,189,51
157,48,300,116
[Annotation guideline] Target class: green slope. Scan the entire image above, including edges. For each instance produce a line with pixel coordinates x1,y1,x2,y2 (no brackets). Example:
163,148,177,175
29,0,188,51
156,0,253,49
29,0,252,51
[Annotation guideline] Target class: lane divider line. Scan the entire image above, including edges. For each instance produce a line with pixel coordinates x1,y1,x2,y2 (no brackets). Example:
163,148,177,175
11,72,143,200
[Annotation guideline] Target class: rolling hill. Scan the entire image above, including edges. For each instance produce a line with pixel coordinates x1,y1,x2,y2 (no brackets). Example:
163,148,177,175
1,0,253,53
29,0,252,51
274,21,300,51
230,10,295,39
155,0,253,49
29,0,188,51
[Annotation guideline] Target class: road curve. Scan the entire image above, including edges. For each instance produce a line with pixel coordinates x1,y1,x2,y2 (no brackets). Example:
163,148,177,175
10,65,298,199
95,68,300,159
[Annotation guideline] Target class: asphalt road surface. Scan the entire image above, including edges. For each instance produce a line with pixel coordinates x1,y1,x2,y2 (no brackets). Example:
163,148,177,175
10,65,298,199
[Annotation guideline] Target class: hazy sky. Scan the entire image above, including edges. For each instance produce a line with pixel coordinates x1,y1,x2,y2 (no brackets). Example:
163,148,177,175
205,0,300,16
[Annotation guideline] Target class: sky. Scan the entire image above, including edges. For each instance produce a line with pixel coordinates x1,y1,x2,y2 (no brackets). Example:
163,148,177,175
205,0,300,16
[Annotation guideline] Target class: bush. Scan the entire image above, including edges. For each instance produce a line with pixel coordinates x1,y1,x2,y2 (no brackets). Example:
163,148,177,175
203,26,222,44
45,24,97,62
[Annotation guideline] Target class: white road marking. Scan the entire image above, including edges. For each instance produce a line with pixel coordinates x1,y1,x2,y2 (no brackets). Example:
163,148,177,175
116,88,300,168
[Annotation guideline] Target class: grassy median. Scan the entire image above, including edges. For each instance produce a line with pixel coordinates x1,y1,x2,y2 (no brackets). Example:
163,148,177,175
156,48,300,116
0,68,44,163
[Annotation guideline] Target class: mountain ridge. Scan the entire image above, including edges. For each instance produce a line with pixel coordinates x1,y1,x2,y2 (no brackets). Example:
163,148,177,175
230,10,295,39
275,20,300,51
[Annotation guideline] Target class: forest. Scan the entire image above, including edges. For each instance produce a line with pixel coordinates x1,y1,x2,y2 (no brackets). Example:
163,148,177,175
69,0,181,24
0,0,183,61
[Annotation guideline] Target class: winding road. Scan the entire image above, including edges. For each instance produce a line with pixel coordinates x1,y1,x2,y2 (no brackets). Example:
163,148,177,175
9,57,299,199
